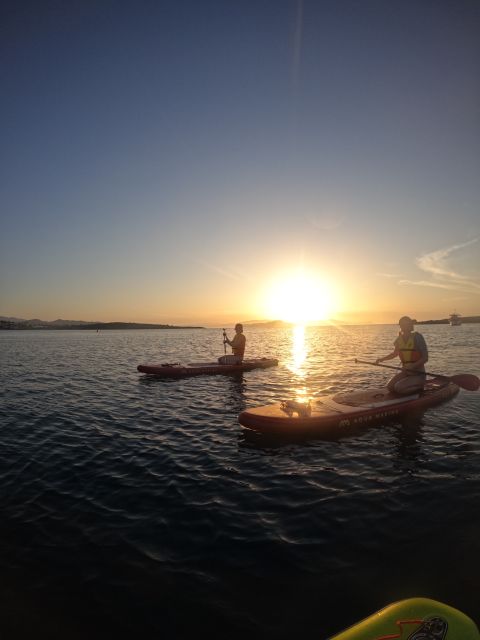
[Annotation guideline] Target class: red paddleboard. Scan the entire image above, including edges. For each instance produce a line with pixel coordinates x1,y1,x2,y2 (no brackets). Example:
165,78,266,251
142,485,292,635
239,379,459,436
137,358,278,378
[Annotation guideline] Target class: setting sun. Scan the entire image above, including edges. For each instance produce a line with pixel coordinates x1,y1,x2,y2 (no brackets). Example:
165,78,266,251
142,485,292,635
262,270,338,324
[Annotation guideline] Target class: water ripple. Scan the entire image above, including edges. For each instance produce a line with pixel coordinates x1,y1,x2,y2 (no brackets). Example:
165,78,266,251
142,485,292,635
1,326,479,638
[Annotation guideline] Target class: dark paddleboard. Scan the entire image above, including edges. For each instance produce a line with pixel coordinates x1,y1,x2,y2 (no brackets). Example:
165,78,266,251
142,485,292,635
137,357,278,378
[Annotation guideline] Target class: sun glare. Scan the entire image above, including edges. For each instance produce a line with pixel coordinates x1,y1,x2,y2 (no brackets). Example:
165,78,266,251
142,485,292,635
263,271,337,324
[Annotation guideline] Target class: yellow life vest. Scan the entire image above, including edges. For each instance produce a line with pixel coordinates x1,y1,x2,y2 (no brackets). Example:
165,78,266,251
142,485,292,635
395,332,422,364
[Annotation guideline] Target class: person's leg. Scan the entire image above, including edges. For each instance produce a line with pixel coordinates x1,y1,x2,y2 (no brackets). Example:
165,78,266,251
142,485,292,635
387,372,406,393
393,373,425,395
218,355,242,365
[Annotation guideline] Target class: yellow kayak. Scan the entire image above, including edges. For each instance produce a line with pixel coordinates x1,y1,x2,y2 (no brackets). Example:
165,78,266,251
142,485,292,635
329,598,479,639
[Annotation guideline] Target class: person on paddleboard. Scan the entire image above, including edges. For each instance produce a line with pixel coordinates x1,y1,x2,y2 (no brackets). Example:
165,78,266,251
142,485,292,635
375,316,428,395
218,323,246,365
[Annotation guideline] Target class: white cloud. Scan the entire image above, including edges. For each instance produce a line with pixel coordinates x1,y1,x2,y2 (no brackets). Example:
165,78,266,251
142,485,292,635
402,238,480,293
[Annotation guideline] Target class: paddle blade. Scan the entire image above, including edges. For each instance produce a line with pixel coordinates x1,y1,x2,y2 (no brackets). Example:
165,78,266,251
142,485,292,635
450,374,480,391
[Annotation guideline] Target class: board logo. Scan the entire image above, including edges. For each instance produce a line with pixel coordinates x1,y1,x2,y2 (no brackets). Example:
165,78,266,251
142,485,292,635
376,615,448,640
407,616,448,640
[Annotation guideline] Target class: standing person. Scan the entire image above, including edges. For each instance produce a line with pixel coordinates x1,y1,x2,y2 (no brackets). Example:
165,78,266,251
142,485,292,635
376,316,428,395
219,323,246,364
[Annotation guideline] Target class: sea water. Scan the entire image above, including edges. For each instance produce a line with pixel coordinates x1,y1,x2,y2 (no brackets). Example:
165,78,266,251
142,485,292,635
1,324,479,638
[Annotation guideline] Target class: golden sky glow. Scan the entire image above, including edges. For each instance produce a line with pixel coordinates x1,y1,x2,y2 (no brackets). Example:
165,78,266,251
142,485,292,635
260,269,339,325
1,3,479,326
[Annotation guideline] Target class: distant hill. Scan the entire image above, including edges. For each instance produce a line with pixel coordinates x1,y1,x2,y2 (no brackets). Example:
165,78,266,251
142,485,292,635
0,316,28,323
417,316,480,324
0,317,204,330
241,319,293,328
49,318,92,326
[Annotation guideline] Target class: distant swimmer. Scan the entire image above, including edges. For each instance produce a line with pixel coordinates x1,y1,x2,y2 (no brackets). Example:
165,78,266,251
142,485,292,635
218,323,246,365
375,316,428,395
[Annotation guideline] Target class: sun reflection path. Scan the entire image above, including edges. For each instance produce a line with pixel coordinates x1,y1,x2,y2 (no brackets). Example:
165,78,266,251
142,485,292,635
286,324,311,401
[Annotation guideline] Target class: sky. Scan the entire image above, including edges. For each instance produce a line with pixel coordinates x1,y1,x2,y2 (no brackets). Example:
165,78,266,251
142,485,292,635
1,0,479,325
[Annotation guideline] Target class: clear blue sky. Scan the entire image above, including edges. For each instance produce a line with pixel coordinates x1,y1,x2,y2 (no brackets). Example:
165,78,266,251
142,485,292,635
1,0,479,324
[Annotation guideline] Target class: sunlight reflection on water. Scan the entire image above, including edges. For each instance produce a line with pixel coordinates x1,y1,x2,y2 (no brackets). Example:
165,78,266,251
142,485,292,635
285,324,312,401
286,324,307,376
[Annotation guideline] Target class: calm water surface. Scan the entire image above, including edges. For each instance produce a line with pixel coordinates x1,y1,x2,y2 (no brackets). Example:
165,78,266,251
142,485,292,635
1,325,479,638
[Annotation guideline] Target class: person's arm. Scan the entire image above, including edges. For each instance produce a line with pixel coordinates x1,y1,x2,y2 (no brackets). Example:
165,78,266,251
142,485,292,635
229,334,241,348
375,349,397,365
224,331,236,347
376,339,399,364
224,334,239,347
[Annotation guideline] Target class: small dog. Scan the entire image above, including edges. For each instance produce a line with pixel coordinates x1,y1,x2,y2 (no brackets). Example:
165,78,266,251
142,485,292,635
280,399,312,418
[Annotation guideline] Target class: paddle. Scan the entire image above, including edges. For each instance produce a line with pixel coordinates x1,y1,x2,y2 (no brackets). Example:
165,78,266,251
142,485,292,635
354,359,479,391
222,328,227,356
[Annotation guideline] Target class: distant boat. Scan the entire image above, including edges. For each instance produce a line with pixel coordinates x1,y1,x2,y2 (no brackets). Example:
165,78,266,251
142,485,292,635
449,312,461,326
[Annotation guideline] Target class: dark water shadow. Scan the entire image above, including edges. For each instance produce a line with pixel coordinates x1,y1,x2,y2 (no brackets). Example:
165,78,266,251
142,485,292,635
237,425,359,451
237,409,427,453
138,371,247,386
138,370,247,418
392,410,425,463
223,373,247,413
137,374,185,388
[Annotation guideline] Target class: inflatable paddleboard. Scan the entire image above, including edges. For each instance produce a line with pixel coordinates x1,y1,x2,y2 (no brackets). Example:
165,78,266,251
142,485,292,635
329,597,479,639
137,358,278,378
239,379,459,436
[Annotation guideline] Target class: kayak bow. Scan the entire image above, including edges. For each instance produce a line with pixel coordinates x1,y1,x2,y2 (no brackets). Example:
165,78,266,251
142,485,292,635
329,598,479,639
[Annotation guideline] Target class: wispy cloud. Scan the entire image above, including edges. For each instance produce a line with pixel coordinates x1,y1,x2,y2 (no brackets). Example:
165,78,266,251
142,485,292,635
398,279,459,290
377,272,403,279
196,259,246,281
416,238,479,281
400,238,480,293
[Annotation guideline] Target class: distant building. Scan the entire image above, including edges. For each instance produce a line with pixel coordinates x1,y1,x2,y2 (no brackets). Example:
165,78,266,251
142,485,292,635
449,312,461,326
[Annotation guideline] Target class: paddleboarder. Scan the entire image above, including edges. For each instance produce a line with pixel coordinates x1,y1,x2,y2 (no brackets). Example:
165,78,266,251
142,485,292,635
376,316,428,395
219,323,246,365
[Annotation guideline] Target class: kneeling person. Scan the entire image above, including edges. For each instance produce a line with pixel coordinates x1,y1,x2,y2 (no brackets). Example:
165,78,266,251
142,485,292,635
219,323,246,365
376,316,428,395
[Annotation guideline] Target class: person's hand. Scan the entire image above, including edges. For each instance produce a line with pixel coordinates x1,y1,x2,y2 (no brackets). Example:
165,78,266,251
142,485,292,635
375,358,381,365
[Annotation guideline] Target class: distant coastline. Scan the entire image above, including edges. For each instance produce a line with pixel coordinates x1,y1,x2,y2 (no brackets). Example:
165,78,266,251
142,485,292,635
0,317,204,330
417,316,480,324
1,316,479,331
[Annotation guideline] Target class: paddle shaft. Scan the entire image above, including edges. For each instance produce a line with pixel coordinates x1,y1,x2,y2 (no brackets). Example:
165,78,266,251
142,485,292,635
222,329,227,355
355,359,480,391
355,358,436,377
